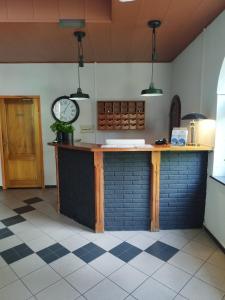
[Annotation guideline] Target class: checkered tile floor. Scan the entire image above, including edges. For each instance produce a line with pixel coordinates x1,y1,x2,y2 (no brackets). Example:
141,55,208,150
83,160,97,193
0,189,224,300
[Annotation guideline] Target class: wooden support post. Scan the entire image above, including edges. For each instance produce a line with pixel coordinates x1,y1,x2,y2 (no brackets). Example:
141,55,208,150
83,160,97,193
54,146,60,214
94,152,104,233
151,151,161,231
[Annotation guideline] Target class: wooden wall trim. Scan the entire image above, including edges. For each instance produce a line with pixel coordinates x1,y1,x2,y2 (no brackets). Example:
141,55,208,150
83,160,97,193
0,100,7,189
94,152,104,232
150,151,161,231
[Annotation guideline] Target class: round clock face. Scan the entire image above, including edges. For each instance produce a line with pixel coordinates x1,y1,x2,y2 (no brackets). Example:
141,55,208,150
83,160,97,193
51,96,80,124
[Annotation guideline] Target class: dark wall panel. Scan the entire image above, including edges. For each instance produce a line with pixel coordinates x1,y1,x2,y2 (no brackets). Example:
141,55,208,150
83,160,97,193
104,152,151,231
160,152,208,229
58,148,95,230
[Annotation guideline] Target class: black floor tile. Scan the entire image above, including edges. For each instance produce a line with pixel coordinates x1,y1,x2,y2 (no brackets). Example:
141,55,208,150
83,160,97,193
73,242,106,263
23,197,43,205
109,242,142,262
14,206,35,214
145,241,179,261
37,243,70,264
1,215,26,227
0,228,14,240
1,243,34,264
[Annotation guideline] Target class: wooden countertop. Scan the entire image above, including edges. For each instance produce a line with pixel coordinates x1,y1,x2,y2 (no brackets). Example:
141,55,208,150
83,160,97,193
48,142,213,152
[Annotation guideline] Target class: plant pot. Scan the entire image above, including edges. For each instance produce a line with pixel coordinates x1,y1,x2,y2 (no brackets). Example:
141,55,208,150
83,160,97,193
62,132,74,144
56,131,73,144
56,131,64,143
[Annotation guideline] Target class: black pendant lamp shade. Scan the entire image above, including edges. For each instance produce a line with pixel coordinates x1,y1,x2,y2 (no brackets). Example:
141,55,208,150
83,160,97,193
181,113,207,120
141,20,163,97
69,31,90,101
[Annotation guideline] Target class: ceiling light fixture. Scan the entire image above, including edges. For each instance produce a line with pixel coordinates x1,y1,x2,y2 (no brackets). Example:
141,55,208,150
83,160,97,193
69,31,90,101
141,20,163,97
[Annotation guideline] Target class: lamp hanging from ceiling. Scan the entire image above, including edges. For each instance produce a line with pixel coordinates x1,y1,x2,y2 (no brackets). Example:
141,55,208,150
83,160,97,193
69,31,90,101
141,20,163,97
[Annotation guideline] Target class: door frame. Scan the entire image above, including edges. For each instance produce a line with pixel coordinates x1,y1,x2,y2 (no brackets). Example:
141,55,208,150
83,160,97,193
0,96,45,189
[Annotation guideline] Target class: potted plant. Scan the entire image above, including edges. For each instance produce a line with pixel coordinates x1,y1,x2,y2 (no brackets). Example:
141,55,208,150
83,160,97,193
50,121,75,144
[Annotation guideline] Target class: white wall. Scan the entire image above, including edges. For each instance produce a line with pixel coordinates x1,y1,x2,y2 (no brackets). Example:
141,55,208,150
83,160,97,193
0,62,172,186
171,11,225,247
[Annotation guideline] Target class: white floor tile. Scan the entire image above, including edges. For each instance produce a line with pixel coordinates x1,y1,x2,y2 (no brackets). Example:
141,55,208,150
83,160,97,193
126,233,155,250
168,251,204,274
129,252,164,276
195,262,225,291
182,241,216,260
180,277,225,300
10,254,46,278
0,265,18,288
66,265,104,294
109,264,147,293
0,235,22,252
84,278,128,300
50,253,85,277
25,235,55,252
10,221,36,234
60,233,89,251
0,280,32,300
159,233,189,249
125,296,137,300
133,277,176,300
0,256,7,269
174,295,188,300
208,250,225,270
78,231,101,242
141,230,167,240
0,203,17,219
89,252,124,276
152,263,191,292
109,231,139,241
36,279,80,300
0,222,5,229
45,227,74,242
22,265,61,294
16,228,45,243
193,232,218,249
93,234,122,251
171,229,201,240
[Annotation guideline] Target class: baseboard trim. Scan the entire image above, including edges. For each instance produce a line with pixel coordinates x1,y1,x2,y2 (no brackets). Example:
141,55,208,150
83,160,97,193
203,225,225,253
45,185,57,188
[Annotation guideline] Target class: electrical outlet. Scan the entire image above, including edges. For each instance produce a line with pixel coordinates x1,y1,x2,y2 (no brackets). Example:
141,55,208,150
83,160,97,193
80,125,94,133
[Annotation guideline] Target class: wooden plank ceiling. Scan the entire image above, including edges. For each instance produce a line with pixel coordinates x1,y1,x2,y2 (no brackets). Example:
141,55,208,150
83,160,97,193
0,0,224,63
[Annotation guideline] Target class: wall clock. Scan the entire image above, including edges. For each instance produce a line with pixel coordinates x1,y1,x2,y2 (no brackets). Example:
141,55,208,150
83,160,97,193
51,96,80,124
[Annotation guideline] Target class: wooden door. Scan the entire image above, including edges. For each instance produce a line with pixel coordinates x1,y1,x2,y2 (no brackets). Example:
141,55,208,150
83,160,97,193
0,96,44,188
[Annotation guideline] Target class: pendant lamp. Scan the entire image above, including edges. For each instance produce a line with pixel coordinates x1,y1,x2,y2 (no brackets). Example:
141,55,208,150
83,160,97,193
141,20,163,97
69,31,90,101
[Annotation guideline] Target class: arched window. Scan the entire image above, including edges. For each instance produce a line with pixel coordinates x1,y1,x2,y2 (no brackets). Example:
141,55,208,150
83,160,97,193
213,58,225,180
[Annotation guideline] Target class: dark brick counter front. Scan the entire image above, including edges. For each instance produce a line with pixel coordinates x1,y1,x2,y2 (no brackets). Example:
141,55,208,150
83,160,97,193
160,152,208,229
104,152,151,230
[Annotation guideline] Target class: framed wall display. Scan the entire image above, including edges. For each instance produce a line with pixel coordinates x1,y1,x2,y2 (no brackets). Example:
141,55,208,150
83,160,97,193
97,101,145,130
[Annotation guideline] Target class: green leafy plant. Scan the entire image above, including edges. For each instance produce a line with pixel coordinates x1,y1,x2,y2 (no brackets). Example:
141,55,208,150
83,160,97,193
50,121,74,133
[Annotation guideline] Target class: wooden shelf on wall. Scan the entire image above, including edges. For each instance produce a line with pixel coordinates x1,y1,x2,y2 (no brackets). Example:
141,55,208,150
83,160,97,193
97,101,145,131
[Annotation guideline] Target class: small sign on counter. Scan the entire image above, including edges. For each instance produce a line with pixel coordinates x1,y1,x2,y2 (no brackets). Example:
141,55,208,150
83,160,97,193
171,127,188,146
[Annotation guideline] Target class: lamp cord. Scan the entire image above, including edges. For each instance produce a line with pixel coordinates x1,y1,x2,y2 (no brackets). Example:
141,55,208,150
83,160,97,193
76,35,84,89
151,27,157,85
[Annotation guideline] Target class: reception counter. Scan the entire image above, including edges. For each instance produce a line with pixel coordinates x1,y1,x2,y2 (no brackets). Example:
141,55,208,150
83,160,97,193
49,143,212,233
